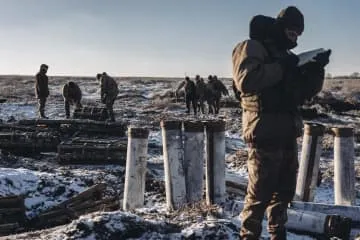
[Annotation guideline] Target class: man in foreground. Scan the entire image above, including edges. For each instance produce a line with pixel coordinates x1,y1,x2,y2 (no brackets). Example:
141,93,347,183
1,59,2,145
232,6,330,239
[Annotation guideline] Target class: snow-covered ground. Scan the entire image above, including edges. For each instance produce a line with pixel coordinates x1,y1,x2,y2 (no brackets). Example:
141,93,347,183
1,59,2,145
0,77,359,239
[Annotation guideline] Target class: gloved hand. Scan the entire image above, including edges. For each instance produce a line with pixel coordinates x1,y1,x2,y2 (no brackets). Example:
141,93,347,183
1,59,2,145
101,94,107,104
278,53,299,71
314,49,331,68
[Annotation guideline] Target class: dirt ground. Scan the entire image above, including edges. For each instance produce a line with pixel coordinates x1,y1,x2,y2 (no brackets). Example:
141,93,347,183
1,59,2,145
0,75,359,239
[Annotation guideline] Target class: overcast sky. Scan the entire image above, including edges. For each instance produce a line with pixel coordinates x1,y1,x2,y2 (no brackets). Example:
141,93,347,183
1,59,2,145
0,0,358,77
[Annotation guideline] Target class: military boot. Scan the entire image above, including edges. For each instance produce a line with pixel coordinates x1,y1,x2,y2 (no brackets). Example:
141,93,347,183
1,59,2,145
270,229,287,240
39,111,49,119
108,110,115,122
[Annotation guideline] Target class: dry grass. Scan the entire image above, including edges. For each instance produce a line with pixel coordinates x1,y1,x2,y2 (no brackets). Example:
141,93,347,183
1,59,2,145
323,79,360,93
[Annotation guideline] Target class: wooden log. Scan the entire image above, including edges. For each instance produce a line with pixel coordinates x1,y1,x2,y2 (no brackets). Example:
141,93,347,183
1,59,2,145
0,214,25,225
226,186,246,196
0,196,25,225
17,119,127,136
0,124,36,132
73,106,109,121
0,208,24,214
57,183,106,208
71,198,118,214
0,196,24,207
75,204,114,215
225,180,247,194
0,131,60,153
0,223,19,235
58,143,127,151
57,139,127,165
17,119,123,126
33,214,72,229
37,208,74,219
225,174,248,192
32,198,119,229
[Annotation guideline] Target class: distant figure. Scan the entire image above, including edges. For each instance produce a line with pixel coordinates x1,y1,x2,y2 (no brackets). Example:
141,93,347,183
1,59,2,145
62,81,82,119
176,76,197,115
205,75,216,114
206,75,229,114
195,75,206,114
35,64,49,119
212,75,229,113
97,72,119,122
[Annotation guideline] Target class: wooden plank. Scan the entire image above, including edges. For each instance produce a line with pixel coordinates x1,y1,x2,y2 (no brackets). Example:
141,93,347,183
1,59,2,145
57,183,106,208
70,198,118,211
37,208,73,219
0,208,24,214
0,196,24,208
0,223,19,235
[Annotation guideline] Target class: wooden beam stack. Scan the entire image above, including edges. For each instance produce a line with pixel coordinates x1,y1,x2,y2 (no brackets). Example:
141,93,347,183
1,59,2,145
29,183,119,229
57,138,127,164
73,106,109,121
0,195,25,236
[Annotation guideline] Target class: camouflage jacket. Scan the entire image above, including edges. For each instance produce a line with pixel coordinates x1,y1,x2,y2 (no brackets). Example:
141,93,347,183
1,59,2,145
232,39,324,144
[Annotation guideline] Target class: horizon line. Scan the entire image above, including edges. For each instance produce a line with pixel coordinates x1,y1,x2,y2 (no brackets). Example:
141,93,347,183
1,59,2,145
0,74,234,79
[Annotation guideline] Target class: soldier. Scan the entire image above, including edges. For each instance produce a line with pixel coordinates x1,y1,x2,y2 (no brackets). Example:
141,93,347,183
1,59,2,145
205,75,216,114
35,64,49,119
97,72,119,122
232,6,330,239
176,76,197,115
195,75,206,114
206,75,229,114
62,81,82,119
212,75,229,114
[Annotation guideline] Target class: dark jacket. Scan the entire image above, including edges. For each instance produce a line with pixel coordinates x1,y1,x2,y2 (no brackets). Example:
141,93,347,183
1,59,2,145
177,79,196,97
62,82,82,103
195,79,206,99
35,72,49,99
210,79,229,99
100,74,119,102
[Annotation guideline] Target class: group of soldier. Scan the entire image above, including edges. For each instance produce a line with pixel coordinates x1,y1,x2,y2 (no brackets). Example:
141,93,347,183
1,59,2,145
34,64,119,121
175,74,229,115
35,65,230,120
